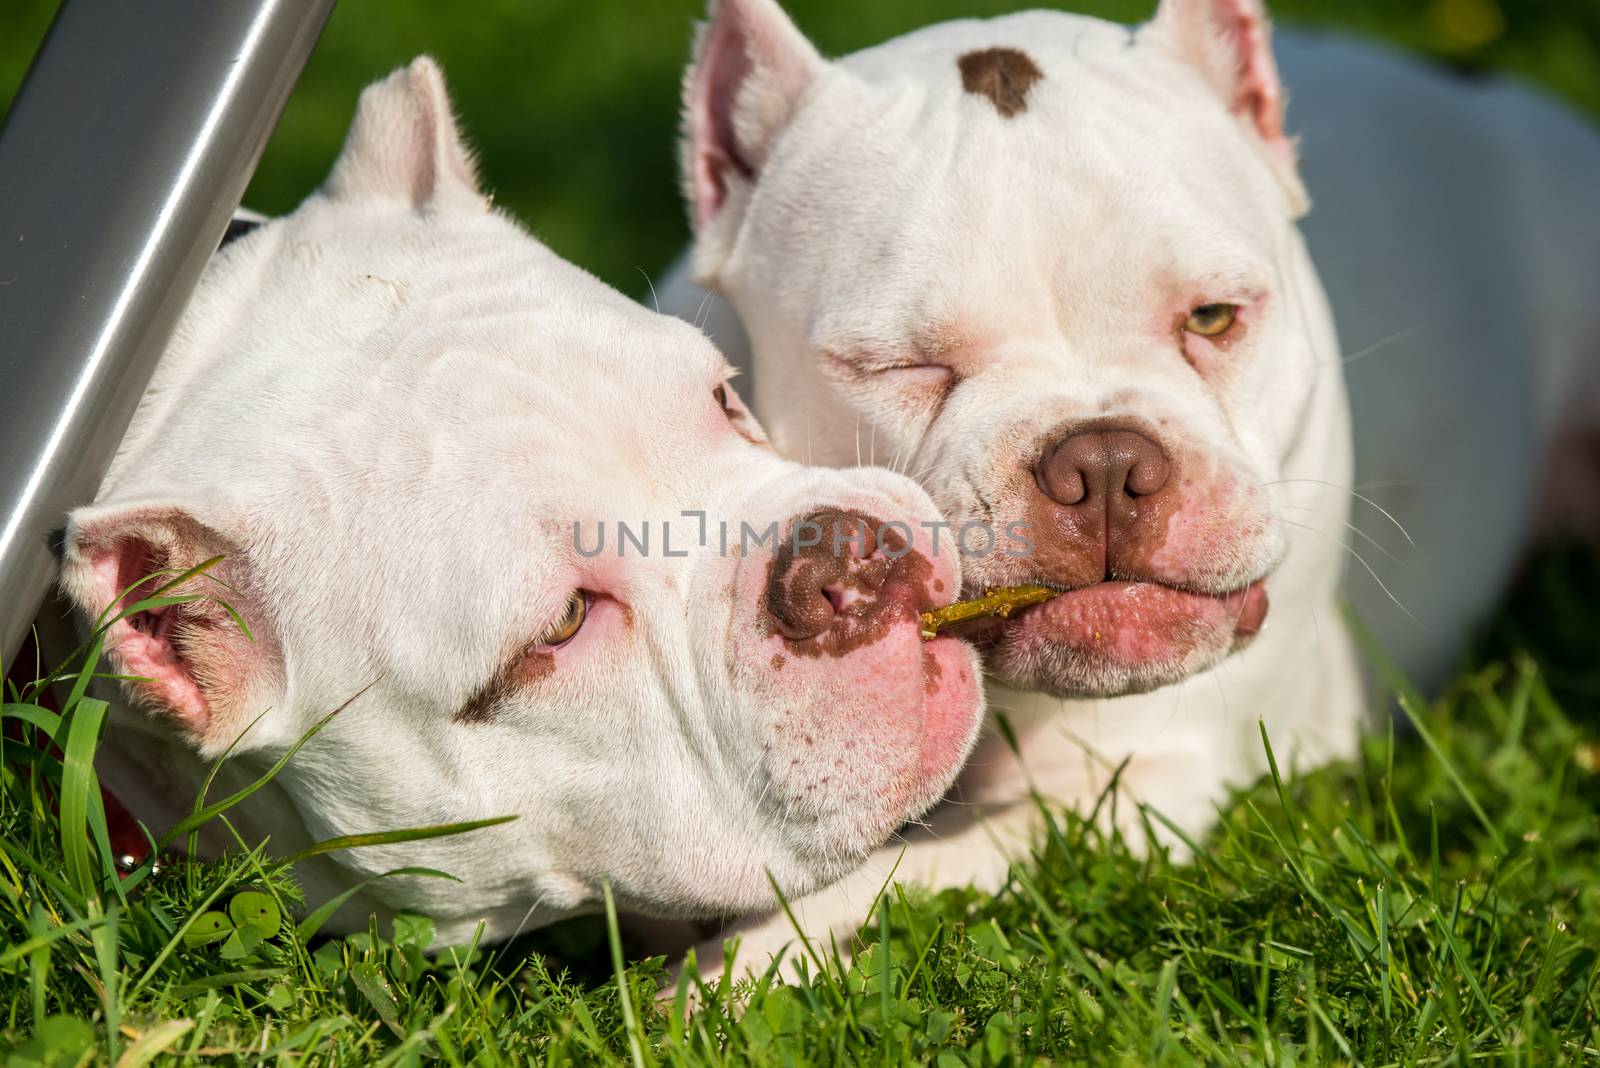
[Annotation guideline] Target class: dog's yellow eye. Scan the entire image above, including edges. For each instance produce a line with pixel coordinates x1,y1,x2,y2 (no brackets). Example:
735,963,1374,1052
1185,303,1238,337
543,591,587,646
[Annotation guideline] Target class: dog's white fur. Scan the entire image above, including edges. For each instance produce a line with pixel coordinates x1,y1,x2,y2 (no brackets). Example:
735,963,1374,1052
60,58,987,945
659,0,1600,974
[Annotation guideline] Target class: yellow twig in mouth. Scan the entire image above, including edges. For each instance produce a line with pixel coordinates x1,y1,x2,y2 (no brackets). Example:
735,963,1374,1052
919,584,1062,640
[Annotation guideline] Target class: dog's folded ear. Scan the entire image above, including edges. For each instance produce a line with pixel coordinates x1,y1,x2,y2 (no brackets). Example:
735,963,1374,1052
58,501,280,757
325,55,483,212
1146,0,1309,217
681,0,826,282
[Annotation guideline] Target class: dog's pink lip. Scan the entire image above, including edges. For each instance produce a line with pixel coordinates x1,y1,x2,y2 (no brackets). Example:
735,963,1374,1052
956,578,1269,646
1226,582,1270,637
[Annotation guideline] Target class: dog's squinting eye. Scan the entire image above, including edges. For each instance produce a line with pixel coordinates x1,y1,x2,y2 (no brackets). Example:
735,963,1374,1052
713,383,733,414
542,591,587,646
1185,303,1238,337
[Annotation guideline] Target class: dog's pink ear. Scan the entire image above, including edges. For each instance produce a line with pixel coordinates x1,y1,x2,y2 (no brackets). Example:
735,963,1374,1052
681,0,825,274
326,56,482,210
1148,0,1308,216
59,502,279,755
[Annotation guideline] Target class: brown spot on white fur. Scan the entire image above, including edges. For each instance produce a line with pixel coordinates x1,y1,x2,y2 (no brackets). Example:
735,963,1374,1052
957,48,1043,118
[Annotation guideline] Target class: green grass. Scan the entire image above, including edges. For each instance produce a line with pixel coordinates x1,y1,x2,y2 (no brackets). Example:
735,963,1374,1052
2,550,1598,1065
2,1,1599,1063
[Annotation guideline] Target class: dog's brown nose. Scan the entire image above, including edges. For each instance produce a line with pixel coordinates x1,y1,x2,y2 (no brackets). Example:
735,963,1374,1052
764,510,897,643
1034,429,1172,554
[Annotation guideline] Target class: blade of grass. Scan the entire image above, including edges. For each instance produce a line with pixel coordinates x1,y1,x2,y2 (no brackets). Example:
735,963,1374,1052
157,683,373,852
877,891,892,1033
187,705,274,869
59,696,110,897
2,701,61,735
766,869,835,995
0,915,101,967
123,876,244,1004
1396,692,1508,854
114,1019,195,1068
602,878,650,1068
1342,603,1429,712
1378,878,1393,1034
1149,958,1178,1061
281,815,517,864
89,898,122,1064
1258,720,1304,856
296,867,461,941
168,969,289,999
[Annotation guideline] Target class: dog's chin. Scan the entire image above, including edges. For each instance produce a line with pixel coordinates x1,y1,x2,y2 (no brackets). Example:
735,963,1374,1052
753,612,985,880
980,580,1269,698
821,631,983,850
915,634,985,782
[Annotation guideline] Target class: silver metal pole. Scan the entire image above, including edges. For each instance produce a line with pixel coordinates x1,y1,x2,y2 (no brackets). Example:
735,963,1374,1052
0,0,336,663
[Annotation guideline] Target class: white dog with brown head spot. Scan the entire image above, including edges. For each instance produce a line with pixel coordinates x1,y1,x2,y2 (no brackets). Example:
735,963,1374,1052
59,58,986,945
659,0,1600,974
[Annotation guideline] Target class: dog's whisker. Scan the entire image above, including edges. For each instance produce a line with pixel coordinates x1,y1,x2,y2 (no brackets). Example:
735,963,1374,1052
1337,490,1417,548
1211,659,1231,737
752,776,774,816
1309,321,1429,370
1304,589,1327,706
635,266,661,314
1159,669,1187,736
736,753,762,797
1281,517,1418,623
1279,503,1407,566
1336,322,1428,366
1264,478,1416,547
692,290,714,331
506,900,543,945
1353,479,1432,491
902,459,941,486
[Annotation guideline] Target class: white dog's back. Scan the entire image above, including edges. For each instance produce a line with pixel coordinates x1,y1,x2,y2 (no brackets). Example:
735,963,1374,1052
1277,30,1600,686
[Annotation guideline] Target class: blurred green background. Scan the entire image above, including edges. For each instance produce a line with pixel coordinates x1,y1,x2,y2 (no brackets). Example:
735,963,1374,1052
2,0,1598,294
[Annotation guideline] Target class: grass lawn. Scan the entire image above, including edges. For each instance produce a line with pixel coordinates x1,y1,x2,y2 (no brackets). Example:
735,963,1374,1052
2,1,1599,1064
1,553,1596,1064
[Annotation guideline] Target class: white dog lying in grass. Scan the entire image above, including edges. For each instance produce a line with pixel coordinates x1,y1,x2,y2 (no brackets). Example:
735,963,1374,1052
659,0,1600,974
58,58,985,946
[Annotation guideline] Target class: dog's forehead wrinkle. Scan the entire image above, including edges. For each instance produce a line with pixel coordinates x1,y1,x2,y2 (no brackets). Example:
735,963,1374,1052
776,137,1283,374
812,308,965,359
132,249,730,528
